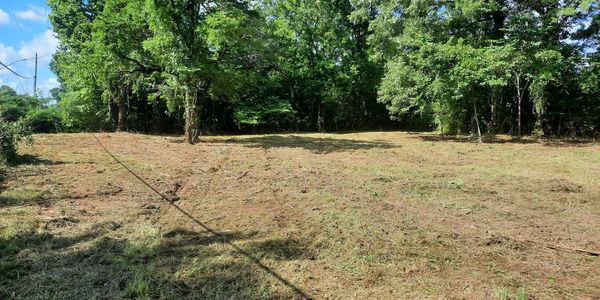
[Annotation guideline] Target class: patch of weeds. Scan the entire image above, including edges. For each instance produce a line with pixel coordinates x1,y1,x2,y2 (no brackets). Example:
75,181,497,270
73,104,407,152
492,286,528,300
368,191,380,198
423,250,461,271
0,186,43,207
516,288,528,300
0,261,23,285
0,210,38,289
373,176,396,183
446,179,465,188
125,265,154,300
247,237,310,261
182,254,275,299
317,210,401,279
123,225,161,259
311,190,335,203
486,263,507,275
0,208,39,240
0,234,22,257
493,287,511,300
402,182,434,198
0,233,25,285
439,202,467,210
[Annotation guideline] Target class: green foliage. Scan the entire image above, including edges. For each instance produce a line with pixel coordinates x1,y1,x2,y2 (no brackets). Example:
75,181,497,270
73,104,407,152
125,266,153,299
0,85,36,162
42,0,600,137
0,86,42,122
234,98,295,127
25,108,63,133
374,0,600,136
58,89,108,131
0,119,32,164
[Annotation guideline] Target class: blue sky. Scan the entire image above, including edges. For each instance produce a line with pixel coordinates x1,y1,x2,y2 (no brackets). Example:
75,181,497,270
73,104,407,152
0,0,58,97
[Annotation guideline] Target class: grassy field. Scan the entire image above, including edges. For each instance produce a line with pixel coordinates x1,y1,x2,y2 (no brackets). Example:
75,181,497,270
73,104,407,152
1,132,599,299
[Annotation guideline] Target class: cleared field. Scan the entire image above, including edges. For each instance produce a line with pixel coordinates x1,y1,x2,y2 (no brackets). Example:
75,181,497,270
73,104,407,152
1,132,599,299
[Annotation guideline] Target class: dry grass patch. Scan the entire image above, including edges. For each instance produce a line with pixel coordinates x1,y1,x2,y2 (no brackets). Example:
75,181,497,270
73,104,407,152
0,132,599,299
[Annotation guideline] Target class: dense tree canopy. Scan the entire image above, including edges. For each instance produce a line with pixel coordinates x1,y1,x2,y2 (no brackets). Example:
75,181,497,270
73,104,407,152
20,0,596,142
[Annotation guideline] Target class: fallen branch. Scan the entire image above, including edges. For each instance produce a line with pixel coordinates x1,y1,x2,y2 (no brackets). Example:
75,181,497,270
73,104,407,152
538,242,600,257
502,235,600,257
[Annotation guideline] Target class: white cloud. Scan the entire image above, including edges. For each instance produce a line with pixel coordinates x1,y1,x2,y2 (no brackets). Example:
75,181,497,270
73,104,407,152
18,30,59,66
0,9,9,25
0,44,16,62
1,31,60,96
15,6,48,23
38,77,60,94
40,77,59,89
0,43,17,75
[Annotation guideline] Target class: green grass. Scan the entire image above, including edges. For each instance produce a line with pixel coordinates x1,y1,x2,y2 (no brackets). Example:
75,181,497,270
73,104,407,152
493,287,529,300
0,186,43,207
125,266,153,300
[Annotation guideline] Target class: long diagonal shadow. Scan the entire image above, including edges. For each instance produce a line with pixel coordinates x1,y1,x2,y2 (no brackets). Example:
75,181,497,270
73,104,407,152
92,135,312,299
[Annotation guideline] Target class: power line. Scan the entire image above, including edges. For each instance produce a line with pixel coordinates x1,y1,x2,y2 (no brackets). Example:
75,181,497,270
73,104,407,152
92,134,312,300
0,56,38,71
0,60,34,80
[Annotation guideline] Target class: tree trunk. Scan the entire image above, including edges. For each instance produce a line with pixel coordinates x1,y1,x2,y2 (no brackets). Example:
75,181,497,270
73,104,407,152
184,88,199,144
108,94,117,130
317,102,324,133
117,89,126,132
518,95,522,138
515,75,522,138
489,92,497,134
473,102,482,143
533,94,548,137
152,100,161,133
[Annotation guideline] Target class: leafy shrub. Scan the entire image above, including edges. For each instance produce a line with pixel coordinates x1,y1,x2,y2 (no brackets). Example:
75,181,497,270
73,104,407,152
59,89,109,132
0,106,28,122
0,86,41,122
0,119,32,164
234,98,295,129
25,108,62,133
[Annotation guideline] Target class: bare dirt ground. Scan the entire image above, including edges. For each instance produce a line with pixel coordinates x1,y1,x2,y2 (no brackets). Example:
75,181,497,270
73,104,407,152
1,132,599,299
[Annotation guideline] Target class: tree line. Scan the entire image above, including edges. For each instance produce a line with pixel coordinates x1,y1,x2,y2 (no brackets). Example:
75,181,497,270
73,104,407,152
36,0,600,143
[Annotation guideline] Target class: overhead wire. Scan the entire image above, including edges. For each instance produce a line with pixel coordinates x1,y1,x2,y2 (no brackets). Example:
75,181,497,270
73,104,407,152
92,134,313,300
2,0,54,93
0,60,35,79
0,55,40,71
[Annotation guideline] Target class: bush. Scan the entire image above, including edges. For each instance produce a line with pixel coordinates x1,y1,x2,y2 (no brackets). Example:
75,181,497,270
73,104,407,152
0,106,28,122
25,108,62,133
0,119,32,164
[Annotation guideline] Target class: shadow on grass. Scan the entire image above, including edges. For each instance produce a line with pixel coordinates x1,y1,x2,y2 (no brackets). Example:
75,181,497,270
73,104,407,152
71,135,315,299
212,135,395,154
15,154,66,166
0,154,65,209
410,133,598,146
0,226,314,299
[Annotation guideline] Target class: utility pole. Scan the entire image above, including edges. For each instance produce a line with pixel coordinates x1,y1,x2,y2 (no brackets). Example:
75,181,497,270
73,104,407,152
33,52,38,98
